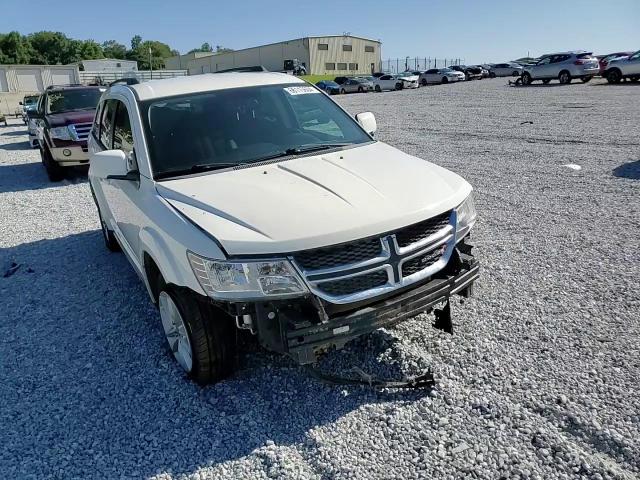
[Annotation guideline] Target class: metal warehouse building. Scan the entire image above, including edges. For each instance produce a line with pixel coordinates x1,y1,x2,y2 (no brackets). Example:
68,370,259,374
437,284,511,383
166,35,382,76
0,64,79,93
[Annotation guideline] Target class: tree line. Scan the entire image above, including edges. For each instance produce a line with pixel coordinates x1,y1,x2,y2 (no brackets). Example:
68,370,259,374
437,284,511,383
0,32,232,70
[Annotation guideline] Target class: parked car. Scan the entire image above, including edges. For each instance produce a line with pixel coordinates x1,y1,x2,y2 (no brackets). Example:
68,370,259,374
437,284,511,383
598,52,634,76
420,68,465,85
371,72,390,78
88,73,479,384
521,51,600,85
489,63,523,78
20,95,39,124
396,72,419,89
316,80,340,95
339,77,372,93
463,65,483,80
0,112,6,127
30,85,105,181
373,74,403,91
333,76,352,85
604,50,640,83
472,65,490,78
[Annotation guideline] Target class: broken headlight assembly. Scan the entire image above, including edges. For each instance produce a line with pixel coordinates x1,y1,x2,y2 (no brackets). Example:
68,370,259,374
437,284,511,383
187,252,308,301
455,193,477,242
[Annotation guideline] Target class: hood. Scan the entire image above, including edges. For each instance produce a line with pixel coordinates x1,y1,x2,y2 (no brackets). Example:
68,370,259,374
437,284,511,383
157,142,472,256
46,110,96,127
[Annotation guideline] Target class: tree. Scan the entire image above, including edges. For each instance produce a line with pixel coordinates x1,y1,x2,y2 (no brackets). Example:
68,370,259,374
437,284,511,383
0,31,33,64
130,35,142,51
188,42,214,54
102,40,127,59
27,31,73,64
129,40,174,70
216,45,233,53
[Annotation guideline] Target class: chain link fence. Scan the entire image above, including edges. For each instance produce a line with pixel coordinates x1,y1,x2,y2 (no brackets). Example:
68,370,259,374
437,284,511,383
381,57,464,73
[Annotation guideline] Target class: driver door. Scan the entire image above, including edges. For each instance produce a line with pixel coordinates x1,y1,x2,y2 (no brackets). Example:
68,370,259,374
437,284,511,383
531,57,553,78
94,97,143,257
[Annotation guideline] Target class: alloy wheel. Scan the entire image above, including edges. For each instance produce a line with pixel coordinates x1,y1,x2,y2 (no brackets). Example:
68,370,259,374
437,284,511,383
159,291,193,373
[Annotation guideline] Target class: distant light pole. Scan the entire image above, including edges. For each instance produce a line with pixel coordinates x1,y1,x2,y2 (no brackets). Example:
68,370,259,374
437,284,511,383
149,46,153,79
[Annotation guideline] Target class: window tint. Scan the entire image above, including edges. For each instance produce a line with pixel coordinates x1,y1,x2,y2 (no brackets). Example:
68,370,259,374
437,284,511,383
143,84,371,177
426,69,437,74
380,75,391,80
537,58,551,65
113,101,133,154
318,43,328,50
100,99,117,148
630,51,640,60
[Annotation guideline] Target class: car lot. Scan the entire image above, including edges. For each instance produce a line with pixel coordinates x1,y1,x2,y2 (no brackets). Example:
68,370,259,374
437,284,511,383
1,78,639,479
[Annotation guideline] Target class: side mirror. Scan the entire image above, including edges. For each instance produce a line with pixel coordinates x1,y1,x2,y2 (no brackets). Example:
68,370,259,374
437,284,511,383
90,149,135,180
356,112,377,136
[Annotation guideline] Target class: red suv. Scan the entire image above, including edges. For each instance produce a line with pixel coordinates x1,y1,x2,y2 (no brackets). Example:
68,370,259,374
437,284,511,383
32,85,105,181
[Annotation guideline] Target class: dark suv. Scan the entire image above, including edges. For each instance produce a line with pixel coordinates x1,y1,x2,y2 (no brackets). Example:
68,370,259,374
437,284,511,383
32,85,105,181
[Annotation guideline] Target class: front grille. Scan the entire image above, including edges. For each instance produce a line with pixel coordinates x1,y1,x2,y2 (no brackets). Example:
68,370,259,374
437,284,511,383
317,270,388,296
70,122,92,141
294,237,381,271
402,249,443,277
293,210,455,303
394,211,451,248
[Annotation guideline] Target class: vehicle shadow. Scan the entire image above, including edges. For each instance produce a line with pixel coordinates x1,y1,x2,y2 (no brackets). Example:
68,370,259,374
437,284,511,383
0,161,87,193
1,231,432,478
1,139,32,150
613,160,640,179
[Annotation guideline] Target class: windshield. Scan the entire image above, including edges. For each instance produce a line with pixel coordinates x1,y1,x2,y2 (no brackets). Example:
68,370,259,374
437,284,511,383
142,83,372,179
46,89,103,114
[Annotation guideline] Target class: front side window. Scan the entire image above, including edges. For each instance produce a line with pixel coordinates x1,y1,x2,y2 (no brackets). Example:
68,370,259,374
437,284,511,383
142,84,372,179
113,102,133,153
99,99,117,148
629,51,640,61
46,88,102,114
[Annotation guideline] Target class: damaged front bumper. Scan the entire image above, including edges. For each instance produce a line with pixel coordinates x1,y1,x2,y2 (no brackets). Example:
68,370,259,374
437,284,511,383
219,244,479,365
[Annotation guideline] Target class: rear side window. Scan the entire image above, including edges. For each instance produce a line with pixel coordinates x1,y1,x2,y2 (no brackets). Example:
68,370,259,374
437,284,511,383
99,99,117,148
112,102,133,154
576,53,594,59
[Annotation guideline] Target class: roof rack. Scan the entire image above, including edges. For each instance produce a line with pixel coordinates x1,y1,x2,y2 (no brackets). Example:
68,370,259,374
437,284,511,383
214,65,268,73
45,83,84,90
109,78,140,86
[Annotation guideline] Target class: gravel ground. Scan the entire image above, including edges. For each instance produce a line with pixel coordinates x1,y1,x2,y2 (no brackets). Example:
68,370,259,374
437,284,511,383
1,78,639,480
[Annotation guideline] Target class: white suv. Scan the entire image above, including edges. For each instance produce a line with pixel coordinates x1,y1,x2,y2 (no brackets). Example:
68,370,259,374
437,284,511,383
521,51,600,85
604,50,640,84
88,73,479,384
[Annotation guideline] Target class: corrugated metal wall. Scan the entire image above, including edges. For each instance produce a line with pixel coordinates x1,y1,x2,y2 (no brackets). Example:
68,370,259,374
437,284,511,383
186,39,311,74
0,65,80,93
309,36,381,75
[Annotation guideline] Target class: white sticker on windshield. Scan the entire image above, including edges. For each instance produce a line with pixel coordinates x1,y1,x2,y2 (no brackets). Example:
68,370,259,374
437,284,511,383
283,86,319,96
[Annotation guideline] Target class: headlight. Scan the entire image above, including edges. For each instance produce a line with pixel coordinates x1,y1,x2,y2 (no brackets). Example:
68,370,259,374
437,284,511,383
187,252,308,300
50,126,72,140
455,193,477,242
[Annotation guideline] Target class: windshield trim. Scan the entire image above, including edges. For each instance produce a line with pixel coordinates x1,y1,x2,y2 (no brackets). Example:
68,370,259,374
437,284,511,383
140,82,375,181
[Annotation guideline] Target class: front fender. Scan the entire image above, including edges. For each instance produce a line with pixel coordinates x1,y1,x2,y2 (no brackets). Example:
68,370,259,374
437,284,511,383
138,227,205,300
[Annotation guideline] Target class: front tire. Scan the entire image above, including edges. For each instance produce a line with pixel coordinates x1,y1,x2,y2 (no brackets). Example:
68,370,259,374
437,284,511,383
521,72,532,85
375,84,381,92
40,146,64,182
98,208,120,252
421,78,427,86
489,71,496,78
158,282,236,385
558,71,571,84
607,69,622,84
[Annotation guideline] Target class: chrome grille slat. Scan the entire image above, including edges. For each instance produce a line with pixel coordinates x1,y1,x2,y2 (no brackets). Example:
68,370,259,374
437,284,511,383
69,122,93,141
291,210,457,304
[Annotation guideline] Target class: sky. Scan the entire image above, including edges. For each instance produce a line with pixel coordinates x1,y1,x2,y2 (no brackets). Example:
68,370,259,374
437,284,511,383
2,0,639,64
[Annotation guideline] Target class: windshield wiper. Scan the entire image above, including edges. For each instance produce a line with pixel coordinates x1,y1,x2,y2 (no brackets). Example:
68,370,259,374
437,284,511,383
245,143,354,164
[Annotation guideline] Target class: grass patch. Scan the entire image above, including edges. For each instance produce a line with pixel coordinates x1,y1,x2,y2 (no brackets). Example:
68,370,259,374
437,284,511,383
299,74,336,84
